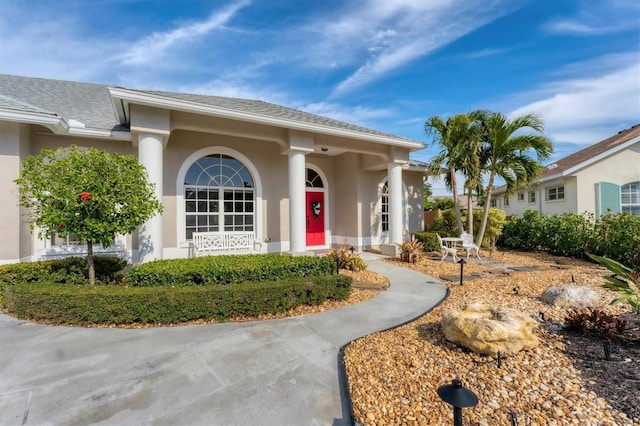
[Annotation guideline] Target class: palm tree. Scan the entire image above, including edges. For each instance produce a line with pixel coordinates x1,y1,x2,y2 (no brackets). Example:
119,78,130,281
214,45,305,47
425,113,477,235
457,113,485,236
474,111,553,247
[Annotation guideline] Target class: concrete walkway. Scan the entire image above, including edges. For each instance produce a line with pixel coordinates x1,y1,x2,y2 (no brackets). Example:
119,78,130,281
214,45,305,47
0,254,448,426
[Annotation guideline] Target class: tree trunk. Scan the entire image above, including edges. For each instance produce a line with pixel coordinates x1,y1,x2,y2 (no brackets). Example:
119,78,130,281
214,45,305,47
475,173,495,247
450,166,464,235
467,191,473,237
87,241,95,285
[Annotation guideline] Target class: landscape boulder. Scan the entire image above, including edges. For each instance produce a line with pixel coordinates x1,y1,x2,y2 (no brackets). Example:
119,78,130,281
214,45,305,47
539,285,601,308
441,302,539,356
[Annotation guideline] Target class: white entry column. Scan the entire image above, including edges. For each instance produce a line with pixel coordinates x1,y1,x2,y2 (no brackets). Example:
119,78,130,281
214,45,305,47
288,149,306,253
388,161,403,245
138,132,164,262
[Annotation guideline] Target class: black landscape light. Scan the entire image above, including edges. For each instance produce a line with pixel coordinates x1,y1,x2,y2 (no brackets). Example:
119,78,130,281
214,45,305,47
603,339,611,361
497,351,503,369
335,257,340,275
437,379,478,426
349,246,355,254
457,258,466,286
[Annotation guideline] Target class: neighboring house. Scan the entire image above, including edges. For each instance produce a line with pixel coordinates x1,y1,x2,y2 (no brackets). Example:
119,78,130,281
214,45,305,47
493,124,640,217
0,74,427,264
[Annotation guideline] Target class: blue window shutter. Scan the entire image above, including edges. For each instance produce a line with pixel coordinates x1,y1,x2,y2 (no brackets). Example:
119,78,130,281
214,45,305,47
597,182,621,216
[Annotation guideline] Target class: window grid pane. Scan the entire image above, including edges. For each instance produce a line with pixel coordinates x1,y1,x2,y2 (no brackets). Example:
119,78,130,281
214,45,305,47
184,154,256,239
546,185,565,201
621,181,640,215
381,183,389,232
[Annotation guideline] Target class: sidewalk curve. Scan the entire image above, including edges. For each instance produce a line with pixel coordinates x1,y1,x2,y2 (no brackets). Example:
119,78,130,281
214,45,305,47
0,255,447,425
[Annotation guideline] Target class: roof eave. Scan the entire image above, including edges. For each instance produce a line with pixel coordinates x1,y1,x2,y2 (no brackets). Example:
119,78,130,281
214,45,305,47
0,108,131,141
108,87,425,150
403,164,429,173
0,108,67,133
543,134,640,181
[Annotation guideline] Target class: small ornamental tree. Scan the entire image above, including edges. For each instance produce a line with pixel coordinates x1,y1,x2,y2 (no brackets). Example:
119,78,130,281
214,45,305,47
15,146,163,285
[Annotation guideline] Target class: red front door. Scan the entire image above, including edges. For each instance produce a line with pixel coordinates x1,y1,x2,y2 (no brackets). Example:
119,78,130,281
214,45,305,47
306,191,325,246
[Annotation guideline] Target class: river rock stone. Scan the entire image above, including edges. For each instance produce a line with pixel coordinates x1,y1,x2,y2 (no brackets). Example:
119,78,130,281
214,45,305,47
441,302,539,356
539,285,600,308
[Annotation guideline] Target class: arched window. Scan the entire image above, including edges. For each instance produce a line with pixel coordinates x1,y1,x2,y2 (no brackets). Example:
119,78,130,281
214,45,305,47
184,154,255,240
306,169,324,188
621,182,640,215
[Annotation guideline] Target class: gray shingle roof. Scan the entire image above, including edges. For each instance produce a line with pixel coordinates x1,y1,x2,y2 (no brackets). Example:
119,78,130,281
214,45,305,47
0,74,119,130
138,89,416,142
0,93,56,115
0,74,421,145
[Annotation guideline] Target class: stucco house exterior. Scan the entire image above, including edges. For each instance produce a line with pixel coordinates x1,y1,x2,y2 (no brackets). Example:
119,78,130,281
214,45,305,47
492,124,640,217
0,74,427,264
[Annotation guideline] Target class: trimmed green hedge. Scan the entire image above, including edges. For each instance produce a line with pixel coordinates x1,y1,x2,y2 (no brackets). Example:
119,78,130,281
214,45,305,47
0,256,126,286
1,275,352,325
125,254,335,287
498,210,640,267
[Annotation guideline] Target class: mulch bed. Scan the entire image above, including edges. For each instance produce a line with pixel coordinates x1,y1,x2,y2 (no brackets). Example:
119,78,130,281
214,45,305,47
560,311,640,421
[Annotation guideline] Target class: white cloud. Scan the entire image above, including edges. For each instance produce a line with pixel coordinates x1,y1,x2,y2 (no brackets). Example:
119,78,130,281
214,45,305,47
177,79,290,105
0,4,123,81
311,0,524,97
543,21,620,35
118,0,251,66
542,0,640,36
508,55,640,145
463,47,512,59
297,102,394,126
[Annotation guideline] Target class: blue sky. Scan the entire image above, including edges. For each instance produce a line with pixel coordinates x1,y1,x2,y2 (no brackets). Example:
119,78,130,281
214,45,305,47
1,0,638,194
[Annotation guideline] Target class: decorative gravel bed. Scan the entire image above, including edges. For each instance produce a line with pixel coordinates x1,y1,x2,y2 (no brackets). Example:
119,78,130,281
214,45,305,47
344,251,638,426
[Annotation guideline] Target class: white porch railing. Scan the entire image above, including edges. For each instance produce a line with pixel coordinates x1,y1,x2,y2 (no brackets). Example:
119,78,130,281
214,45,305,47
192,231,257,256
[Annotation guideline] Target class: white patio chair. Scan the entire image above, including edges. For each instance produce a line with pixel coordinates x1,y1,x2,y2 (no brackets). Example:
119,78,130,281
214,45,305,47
437,234,458,263
460,232,480,259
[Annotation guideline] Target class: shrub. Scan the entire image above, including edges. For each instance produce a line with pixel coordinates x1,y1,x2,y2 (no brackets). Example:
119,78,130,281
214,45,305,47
541,213,597,258
593,213,640,267
588,254,640,310
326,244,368,272
413,232,439,252
432,208,505,248
432,208,457,236
0,275,352,325
475,208,506,249
126,254,335,287
499,211,639,267
0,257,126,286
397,240,424,262
564,308,628,336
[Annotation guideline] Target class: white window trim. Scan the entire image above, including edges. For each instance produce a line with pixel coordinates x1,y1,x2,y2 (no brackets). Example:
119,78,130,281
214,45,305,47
528,191,536,204
33,226,126,261
621,181,640,214
545,185,565,202
176,146,263,247
517,192,524,202
376,178,408,245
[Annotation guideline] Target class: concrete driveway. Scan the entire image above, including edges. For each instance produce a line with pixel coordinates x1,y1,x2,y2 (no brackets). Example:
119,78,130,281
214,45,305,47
0,254,447,425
